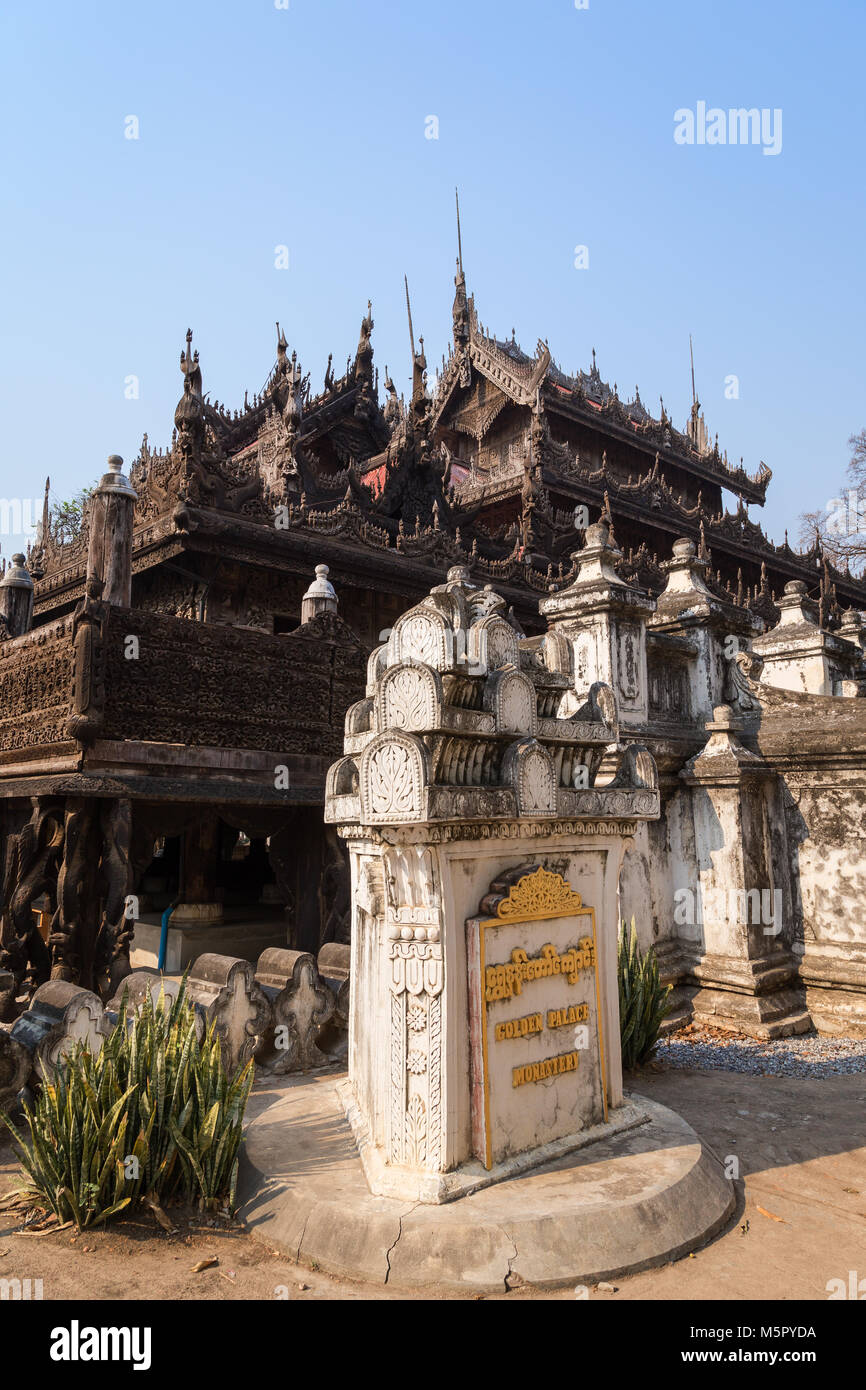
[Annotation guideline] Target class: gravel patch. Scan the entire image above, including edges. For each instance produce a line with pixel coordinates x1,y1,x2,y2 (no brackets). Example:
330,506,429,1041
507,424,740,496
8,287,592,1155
655,1026,866,1077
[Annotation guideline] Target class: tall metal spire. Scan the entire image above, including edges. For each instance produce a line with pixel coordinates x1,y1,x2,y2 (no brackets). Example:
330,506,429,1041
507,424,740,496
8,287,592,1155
455,186,463,275
404,274,416,359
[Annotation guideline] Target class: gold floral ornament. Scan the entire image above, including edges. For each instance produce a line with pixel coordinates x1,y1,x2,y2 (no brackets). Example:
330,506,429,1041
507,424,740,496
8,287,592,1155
486,866,584,923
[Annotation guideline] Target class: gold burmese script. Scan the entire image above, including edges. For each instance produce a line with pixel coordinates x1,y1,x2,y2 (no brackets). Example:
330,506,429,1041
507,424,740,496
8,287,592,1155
484,939,595,1004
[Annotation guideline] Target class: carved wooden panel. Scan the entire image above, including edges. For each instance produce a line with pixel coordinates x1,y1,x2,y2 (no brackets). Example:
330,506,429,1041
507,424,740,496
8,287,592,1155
0,620,74,754
100,608,367,756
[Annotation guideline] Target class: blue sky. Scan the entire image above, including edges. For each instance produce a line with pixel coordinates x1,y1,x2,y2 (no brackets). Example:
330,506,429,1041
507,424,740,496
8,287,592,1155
1,0,864,554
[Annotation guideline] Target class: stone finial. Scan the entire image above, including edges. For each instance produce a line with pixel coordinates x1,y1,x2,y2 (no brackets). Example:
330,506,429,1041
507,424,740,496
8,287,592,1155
838,609,866,653
445,564,472,586
774,579,820,629
301,564,338,624
567,516,626,590
0,553,34,638
658,536,713,599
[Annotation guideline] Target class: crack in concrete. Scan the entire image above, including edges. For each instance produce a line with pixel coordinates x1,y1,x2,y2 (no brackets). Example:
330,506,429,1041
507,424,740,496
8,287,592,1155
499,1225,520,1293
384,1203,420,1285
296,1211,310,1264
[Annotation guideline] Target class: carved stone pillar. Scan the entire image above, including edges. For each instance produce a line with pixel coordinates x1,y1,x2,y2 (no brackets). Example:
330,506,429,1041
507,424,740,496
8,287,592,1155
540,519,655,727
752,581,862,696
326,566,659,1203
649,538,760,724
681,706,807,1037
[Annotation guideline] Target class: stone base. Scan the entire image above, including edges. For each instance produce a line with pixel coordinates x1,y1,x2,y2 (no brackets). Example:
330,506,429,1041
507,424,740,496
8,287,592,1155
338,1077,652,1204
170,902,224,925
687,985,811,1039
238,1072,735,1293
804,987,866,1038
679,950,811,1038
798,950,866,1037
130,913,288,974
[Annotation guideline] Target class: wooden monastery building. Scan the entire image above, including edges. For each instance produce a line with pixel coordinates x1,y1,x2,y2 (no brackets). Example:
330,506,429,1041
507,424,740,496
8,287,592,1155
1,251,864,1010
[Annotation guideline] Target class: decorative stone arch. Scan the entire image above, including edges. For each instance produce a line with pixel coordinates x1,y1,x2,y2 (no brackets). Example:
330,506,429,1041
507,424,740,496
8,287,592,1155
326,755,359,799
389,607,452,672
470,615,520,672
345,699,373,735
485,665,538,736
359,731,428,824
325,755,360,823
503,738,558,817
376,661,442,734
542,629,573,677
366,644,389,696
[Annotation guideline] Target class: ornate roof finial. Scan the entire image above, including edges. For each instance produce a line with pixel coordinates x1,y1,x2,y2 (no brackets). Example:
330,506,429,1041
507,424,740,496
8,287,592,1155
180,328,202,397
355,301,374,380
276,321,289,371
175,329,205,450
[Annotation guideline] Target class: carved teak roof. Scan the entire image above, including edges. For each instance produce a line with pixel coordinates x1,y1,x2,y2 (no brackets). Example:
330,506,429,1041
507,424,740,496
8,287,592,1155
27,279,866,626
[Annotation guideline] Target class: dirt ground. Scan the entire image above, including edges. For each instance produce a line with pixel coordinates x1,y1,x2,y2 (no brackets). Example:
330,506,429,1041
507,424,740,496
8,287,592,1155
2,1065,863,1302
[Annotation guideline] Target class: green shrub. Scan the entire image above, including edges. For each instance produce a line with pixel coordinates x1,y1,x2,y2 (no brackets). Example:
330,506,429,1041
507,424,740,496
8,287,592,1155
3,981,253,1229
618,917,672,1069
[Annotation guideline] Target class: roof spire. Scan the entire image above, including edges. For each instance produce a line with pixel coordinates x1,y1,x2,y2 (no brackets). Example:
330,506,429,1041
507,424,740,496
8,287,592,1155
404,274,416,360
404,275,427,409
451,198,472,377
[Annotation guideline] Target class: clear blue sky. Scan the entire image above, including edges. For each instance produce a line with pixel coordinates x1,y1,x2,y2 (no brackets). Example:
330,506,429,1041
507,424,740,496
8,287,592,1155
1,0,864,555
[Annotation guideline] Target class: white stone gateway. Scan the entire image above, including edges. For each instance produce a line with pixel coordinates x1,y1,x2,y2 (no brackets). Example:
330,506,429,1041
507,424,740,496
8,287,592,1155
325,565,660,1202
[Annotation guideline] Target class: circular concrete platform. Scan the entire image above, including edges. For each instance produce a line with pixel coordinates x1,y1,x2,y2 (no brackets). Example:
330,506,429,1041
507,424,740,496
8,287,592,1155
237,1071,735,1293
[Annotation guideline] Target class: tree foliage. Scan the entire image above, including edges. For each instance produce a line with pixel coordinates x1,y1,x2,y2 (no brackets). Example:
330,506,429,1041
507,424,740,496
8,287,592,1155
798,429,866,575
48,485,97,543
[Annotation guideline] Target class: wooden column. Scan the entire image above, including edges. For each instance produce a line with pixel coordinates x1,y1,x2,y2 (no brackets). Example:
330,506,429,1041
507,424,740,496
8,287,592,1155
86,455,137,606
0,554,34,638
173,815,224,925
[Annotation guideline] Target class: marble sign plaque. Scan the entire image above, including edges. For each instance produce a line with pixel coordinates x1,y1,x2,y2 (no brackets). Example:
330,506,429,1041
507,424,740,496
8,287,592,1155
467,867,607,1169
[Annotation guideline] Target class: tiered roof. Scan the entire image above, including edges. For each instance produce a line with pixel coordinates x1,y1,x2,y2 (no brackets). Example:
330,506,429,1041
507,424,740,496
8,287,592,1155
26,258,866,632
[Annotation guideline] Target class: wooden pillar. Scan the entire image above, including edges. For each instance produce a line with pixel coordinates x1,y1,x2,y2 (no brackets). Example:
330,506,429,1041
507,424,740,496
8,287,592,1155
0,554,34,638
173,814,224,925
300,564,338,624
86,456,137,606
